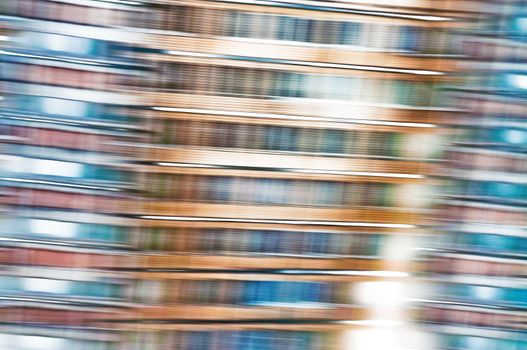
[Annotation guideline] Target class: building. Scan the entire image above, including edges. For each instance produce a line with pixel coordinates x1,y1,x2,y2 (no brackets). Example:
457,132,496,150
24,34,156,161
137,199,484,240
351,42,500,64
419,1,527,349
1,0,467,349
112,1,460,349
0,1,149,348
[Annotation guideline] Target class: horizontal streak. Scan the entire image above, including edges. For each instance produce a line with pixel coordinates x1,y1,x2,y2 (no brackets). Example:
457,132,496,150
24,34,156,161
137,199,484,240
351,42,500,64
0,177,122,192
217,0,452,21
166,50,444,76
138,216,416,228
152,107,437,128
278,270,408,277
155,162,425,179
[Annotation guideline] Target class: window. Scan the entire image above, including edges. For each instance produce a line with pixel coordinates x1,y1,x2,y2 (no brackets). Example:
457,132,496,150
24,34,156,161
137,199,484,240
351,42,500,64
305,232,328,255
340,22,361,45
293,18,310,42
277,16,296,41
236,12,253,38
399,26,421,51
321,129,344,153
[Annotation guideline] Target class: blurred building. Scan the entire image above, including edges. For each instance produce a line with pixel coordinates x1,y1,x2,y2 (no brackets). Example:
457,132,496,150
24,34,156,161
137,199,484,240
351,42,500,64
419,2,527,349
0,1,150,349
116,1,460,349
0,1,480,349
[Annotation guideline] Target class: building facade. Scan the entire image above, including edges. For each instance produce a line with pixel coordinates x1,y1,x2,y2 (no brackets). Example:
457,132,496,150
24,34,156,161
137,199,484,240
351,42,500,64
0,1,149,348
117,1,459,349
419,1,527,349
0,0,474,349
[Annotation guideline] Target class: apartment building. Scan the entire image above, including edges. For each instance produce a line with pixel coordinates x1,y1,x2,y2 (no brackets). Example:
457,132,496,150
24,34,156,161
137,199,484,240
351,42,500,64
112,1,463,349
419,1,527,349
0,1,149,349
1,0,471,349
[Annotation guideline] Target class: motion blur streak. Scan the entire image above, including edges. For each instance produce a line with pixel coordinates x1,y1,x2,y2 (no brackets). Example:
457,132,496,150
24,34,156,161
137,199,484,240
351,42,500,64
1,0,525,349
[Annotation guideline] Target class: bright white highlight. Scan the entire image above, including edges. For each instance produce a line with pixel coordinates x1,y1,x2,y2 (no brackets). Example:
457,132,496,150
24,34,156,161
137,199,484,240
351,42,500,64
23,278,70,294
516,17,527,32
383,235,417,262
32,159,83,178
30,219,77,238
508,74,527,89
345,328,404,350
354,281,406,306
474,286,498,301
42,98,87,117
504,129,527,144
0,334,66,350
3,156,83,178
